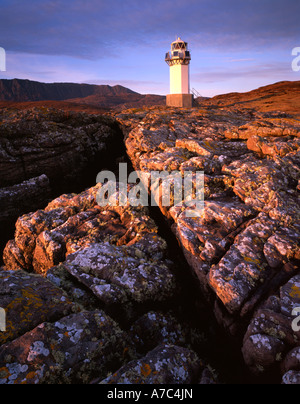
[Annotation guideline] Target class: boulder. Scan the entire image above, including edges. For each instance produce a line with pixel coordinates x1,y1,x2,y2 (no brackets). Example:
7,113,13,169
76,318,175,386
51,235,177,323
0,268,77,345
0,310,134,384
242,274,300,377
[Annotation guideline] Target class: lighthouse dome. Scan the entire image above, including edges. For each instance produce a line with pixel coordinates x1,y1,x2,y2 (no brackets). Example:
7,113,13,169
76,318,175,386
171,37,188,51
165,37,191,65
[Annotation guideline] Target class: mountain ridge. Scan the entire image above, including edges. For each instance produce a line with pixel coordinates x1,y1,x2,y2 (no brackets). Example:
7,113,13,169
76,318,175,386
0,78,139,102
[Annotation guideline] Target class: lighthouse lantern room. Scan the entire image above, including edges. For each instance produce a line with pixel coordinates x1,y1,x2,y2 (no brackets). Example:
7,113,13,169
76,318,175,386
165,37,193,108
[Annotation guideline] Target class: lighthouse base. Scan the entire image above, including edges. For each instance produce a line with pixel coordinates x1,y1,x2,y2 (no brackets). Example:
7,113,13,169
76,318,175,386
166,94,193,108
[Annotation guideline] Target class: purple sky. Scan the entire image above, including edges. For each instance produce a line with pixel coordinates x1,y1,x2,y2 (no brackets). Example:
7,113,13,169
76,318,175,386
0,0,299,96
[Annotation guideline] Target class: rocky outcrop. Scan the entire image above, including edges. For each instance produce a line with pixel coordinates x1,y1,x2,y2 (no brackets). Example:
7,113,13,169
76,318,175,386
1,100,300,384
118,105,300,382
1,182,215,384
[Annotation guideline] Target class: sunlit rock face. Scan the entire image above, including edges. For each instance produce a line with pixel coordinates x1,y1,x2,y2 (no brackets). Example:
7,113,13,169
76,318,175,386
3,182,178,319
117,104,300,382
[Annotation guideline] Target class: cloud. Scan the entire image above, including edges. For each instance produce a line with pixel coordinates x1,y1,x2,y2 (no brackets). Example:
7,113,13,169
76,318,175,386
0,0,298,96
0,0,299,60
191,62,294,84
228,58,255,63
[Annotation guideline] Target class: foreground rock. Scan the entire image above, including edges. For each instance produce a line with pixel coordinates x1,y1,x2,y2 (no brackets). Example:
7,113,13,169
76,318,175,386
3,183,179,321
1,182,215,384
0,268,77,346
0,310,133,384
116,105,300,382
242,274,300,379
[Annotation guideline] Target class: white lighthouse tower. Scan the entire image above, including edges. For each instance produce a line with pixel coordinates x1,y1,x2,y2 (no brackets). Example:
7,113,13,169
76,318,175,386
165,37,193,108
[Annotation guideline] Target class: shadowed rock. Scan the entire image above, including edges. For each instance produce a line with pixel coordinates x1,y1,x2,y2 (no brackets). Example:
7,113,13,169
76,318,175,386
0,268,77,346
0,310,134,384
99,344,204,384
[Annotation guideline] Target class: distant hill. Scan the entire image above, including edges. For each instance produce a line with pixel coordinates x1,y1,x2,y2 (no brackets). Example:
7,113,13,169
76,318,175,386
0,78,165,108
1,78,298,114
200,80,300,117
0,79,137,101
67,93,165,109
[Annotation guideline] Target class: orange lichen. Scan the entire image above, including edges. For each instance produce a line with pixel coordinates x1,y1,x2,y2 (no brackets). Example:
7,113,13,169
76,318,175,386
26,371,37,380
140,363,152,378
244,256,260,265
290,285,300,299
0,366,10,379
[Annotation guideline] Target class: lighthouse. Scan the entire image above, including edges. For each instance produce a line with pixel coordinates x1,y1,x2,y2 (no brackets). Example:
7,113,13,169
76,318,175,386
165,37,193,108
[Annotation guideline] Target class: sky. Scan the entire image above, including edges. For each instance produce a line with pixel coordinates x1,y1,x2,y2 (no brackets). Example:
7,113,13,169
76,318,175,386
0,0,299,97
